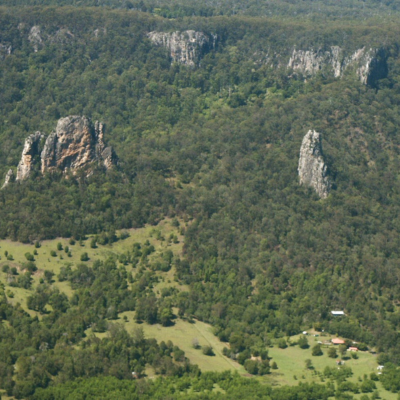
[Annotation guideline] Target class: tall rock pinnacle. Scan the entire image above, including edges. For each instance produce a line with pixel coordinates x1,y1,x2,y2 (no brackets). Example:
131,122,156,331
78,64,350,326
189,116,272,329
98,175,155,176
298,130,331,199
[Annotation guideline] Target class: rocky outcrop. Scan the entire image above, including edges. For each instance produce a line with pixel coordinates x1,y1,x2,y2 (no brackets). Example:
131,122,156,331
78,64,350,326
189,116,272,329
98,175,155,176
147,30,216,66
41,116,116,174
0,43,12,60
288,46,343,78
3,116,117,187
288,46,388,85
49,28,74,44
298,130,331,199
28,26,43,52
28,26,75,52
1,169,14,189
16,132,43,182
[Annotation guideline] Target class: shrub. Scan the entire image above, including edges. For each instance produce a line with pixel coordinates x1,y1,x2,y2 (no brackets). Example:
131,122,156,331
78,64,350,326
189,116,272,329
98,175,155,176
80,252,89,261
50,250,57,257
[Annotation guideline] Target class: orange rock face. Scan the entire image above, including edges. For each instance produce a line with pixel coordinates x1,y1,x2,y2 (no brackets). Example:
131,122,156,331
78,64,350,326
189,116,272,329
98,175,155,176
9,116,117,187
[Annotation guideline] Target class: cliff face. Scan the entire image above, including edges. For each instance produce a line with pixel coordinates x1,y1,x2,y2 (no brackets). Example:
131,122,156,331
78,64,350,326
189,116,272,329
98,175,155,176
28,26,43,52
288,46,388,85
28,25,75,52
298,130,331,199
41,116,116,174
147,30,215,66
4,116,116,187
16,132,43,181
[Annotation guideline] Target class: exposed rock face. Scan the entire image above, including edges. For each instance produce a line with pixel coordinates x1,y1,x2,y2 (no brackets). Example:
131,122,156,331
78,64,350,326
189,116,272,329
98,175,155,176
27,26,75,51
41,116,116,174
28,26,43,52
0,43,12,60
16,132,43,182
5,116,117,187
147,30,215,66
288,46,343,78
1,169,14,189
49,28,74,44
288,46,388,85
298,130,331,199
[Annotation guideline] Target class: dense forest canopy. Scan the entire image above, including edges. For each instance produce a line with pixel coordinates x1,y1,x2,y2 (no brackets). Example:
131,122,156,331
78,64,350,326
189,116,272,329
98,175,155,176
1,1,400,398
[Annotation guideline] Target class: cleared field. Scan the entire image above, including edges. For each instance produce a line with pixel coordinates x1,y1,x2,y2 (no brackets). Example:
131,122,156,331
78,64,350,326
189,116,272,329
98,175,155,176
119,311,245,374
0,221,398,398
0,219,185,310
266,334,397,399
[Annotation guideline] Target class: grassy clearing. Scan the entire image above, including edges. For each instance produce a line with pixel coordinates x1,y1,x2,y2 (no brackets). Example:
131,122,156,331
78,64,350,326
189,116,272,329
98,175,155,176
93,311,245,374
265,334,397,399
0,218,185,310
0,220,398,397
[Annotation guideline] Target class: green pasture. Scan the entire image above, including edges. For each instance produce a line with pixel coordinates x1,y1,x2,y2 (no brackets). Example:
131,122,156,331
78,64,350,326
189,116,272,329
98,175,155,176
0,219,398,398
0,218,184,311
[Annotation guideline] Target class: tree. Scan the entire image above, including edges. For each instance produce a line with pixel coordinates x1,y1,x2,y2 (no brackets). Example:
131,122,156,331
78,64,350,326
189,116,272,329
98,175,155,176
80,252,89,262
328,347,337,358
44,270,54,283
244,359,258,375
192,338,200,349
278,339,287,349
202,346,214,356
298,335,309,349
305,359,313,369
160,306,173,326
339,344,347,357
312,345,323,356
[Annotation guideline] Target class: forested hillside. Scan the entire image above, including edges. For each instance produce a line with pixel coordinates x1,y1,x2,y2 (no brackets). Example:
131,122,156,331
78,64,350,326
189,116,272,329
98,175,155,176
1,2,400,398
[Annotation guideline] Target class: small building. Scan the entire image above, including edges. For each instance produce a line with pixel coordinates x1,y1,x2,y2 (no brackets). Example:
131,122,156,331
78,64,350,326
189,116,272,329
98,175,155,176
332,338,345,345
348,347,358,352
377,365,384,371
302,331,308,335
331,311,345,316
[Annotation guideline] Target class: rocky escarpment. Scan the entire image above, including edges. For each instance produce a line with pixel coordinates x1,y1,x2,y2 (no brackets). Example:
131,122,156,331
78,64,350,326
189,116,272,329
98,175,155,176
28,25,75,52
288,46,388,86
298,130,331,199
16,132,43,182
3,116,116,187
147,30,216,66
41,116,116,174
